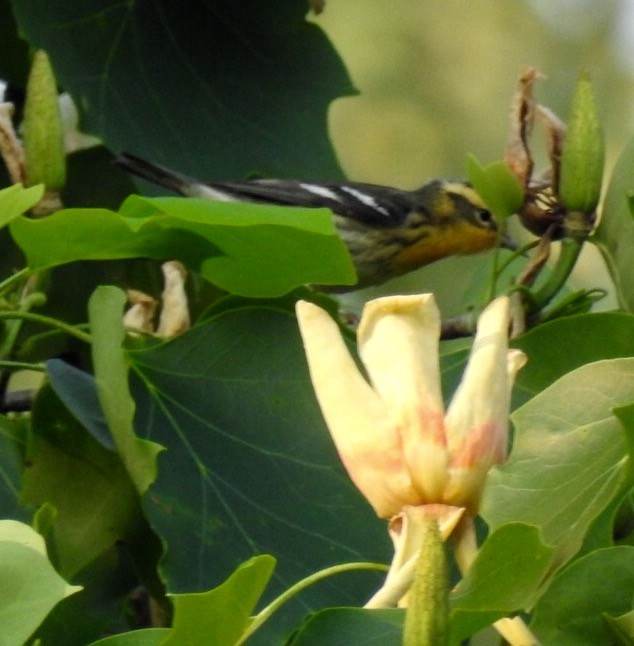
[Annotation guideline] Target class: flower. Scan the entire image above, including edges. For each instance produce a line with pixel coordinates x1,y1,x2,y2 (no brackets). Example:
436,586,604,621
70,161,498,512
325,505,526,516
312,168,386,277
296,294,526,518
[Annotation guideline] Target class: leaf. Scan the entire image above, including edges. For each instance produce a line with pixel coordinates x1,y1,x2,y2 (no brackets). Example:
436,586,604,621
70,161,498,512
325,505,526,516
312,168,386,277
0,182,44,226
449,523,554,644
88,286,163,493
465,154,524,219
63,146,139,210
129,305,390,642
10,197,357,296
21,384,144,578
511,312,634,406
531,547,634,645
47,358,115,450
592,135,634,311
88,629,170,646
163,555,276,646
288,608,404,645
11,0,354,180
124,195,357,294
604,610,634,646
0,521,81,646
0,414,31,522
441,312,634,413
32,544,150,646
0,1,30,86
481,358,634,574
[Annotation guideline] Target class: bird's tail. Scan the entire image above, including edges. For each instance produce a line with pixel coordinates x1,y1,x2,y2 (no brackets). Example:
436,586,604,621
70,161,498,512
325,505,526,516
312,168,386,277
115,152,196,195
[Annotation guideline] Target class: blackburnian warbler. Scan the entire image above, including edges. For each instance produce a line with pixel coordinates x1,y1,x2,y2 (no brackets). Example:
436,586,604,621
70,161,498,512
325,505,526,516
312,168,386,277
116,152,512,290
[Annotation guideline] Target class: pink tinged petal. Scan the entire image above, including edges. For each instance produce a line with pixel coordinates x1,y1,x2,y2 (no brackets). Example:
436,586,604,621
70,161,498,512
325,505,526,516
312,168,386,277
443,297,526,510
445,296,512,460
296,300,421,518
357,294,449,505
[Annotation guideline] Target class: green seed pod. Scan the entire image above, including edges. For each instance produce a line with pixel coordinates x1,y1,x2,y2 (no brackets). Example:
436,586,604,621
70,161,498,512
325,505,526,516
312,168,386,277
559,72,605,213
403,516,449,646
22,50,66,191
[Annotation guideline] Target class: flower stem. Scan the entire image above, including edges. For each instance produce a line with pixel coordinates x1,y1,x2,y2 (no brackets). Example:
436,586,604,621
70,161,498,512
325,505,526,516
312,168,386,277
236,562,388,645
530,237,584,310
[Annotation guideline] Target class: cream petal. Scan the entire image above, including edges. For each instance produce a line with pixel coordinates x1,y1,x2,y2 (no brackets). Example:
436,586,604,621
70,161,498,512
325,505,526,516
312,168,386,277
357,294,444,416
507,349,528,395
296,300,421,517
357,295,449,503
444,349,527,512
443,297,526,511
157,261,190,337
365,504,465,609
445,296,511,457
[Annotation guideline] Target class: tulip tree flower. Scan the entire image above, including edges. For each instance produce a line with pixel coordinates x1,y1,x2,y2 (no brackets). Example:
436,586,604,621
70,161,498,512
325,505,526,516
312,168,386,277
296,295,537,644
296,294,526,519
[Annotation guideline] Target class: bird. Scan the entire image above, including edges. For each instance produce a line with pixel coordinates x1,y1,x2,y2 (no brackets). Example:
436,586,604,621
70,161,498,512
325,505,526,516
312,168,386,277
116,152,512,290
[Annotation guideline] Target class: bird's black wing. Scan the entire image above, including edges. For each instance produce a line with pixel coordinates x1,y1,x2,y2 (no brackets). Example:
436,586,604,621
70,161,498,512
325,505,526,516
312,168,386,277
216,179,417,227
116,152,418,226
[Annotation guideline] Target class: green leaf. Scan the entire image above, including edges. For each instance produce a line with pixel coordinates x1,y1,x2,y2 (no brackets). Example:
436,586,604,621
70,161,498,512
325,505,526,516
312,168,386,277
11,0,354,180
0,1,30,86
289,608,404,645
482,358,634,574
449,523,554,644
10,198,357,296
47,359,115,450
0,182,44,226
21,384,144,578
531,547,634,645
163,555,276,645
63,146,139,210
88,629,170,646
0,520,81,645
592,135,634,311
465,154,523,219
511,312,634,406
32,544,149,645
0,414,30,522
123,195,357,294
88,286,163,493
441,312,634,415
604,610,634,646
559,72,605,213
129,306,390,641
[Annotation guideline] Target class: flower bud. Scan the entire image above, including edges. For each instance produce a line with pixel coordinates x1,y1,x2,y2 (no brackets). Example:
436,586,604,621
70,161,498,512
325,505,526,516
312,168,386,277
559,72,604,214
23,50,66,193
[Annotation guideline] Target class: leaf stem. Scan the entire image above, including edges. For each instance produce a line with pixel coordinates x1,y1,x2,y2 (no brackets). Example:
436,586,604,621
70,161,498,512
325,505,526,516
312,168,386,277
237,562,388,645
0,360,45,372
0,268,30,296
0,310,92,344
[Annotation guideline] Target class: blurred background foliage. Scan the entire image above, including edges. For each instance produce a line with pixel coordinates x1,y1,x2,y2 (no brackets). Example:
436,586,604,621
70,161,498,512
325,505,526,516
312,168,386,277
312,0,634,314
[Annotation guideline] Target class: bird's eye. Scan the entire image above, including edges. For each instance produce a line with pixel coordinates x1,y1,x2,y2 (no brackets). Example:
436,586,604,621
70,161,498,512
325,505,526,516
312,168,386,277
475,209,493,225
